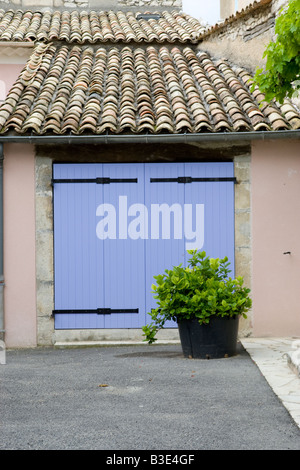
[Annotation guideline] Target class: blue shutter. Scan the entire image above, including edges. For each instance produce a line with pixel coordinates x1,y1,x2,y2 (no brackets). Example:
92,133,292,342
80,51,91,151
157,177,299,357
53,162,235,329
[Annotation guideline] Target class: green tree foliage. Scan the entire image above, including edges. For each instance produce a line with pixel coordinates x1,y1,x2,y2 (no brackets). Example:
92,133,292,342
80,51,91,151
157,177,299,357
252,0,300,103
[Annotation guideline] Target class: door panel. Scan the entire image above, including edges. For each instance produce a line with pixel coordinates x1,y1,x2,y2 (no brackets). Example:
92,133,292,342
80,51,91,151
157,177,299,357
53,164,105,329
144,163,186,327
53,163,145,329
184,162,235,272
99,164,146,328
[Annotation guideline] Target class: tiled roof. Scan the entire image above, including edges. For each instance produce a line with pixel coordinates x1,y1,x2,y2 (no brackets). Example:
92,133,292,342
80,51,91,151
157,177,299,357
0,9,206,43
1,42,299,136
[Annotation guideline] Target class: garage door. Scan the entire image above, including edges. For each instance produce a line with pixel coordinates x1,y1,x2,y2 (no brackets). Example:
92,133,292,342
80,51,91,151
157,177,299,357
52,162,235,329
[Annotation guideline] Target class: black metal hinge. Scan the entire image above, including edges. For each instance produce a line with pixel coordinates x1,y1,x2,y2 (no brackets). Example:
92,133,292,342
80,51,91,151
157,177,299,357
150,177,237,184
52,177,138,185
52,308,139,316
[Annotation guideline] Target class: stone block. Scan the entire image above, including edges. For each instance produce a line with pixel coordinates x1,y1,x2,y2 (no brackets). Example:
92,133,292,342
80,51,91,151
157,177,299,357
90,0,118,8
36,280,54,317
235,210,251,246
36,230,54,283
36,157,52,196
37,316,55,346
0,340,5,365
235,162,251,183
235,247,251,286
22,0,53,6
35,194,53,233
235,182,251,211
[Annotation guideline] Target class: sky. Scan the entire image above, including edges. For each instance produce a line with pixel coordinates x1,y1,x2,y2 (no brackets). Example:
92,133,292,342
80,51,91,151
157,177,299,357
182,0,221,25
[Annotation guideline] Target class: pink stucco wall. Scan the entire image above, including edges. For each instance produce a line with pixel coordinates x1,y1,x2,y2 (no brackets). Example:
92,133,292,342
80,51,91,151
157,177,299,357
0,64,24,101
252,140,300,337
3,143,36,347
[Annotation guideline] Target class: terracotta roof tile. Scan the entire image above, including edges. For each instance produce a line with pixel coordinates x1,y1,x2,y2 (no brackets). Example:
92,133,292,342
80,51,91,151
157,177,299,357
0,9,206,44
1,42,299,136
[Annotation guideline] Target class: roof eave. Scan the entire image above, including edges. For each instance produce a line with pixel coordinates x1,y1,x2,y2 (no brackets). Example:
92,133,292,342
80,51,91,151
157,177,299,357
0,130,299,145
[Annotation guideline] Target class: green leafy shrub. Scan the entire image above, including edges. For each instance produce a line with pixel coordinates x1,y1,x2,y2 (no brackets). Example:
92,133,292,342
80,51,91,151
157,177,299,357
252,0,300,103
142,250,252,344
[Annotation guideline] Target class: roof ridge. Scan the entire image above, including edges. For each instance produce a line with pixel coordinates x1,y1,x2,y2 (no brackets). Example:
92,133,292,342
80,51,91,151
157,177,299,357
198,0,272,40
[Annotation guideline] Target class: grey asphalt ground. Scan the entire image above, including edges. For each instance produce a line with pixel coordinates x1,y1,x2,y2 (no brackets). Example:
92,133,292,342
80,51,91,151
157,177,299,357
0,342,300,451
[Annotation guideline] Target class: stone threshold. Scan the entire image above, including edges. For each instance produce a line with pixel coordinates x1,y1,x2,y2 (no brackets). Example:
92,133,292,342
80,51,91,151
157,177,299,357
54,339,181,348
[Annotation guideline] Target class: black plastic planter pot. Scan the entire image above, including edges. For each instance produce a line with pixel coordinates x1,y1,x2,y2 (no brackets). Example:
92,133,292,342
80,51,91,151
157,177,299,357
177,316,239,359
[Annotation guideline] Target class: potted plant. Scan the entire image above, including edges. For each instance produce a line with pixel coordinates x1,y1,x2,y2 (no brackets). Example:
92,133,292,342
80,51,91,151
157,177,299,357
142,250,252,359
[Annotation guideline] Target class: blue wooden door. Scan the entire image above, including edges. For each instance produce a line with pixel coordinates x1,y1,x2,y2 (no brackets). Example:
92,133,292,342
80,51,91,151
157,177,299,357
53,162,235,329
